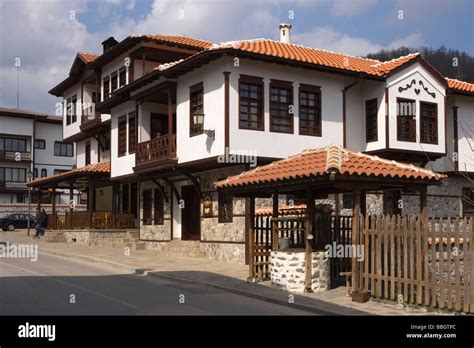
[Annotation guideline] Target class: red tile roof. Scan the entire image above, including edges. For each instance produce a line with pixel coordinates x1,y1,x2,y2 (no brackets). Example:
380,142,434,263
78,52,99,63
28,162,110,187
215,144,445,188
446,78,474,94
139,34,214,49
256,204,307,216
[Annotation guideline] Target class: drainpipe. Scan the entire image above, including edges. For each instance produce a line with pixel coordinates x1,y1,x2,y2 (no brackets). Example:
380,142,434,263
342,80,360,148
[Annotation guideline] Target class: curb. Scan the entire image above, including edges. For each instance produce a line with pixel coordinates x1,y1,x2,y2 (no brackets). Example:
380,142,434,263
37,247,342,315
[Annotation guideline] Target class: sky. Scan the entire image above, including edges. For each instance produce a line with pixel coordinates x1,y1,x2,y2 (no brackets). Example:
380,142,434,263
0,0,473,114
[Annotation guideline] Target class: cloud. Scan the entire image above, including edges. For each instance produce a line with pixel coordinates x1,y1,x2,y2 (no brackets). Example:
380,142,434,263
293,26,423,56
331,0,378,17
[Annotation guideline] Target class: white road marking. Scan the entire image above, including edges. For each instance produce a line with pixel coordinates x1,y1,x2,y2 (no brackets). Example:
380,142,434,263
0,260,139,309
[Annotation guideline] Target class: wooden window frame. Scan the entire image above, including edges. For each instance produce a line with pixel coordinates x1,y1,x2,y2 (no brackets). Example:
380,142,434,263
218,191,233,223
34,139,46,150
420,101,438,144
270,79,294,134
103,76,110,100
142,189,152,225
0,137,27,152
85,141,91,165
299,84,321,137
238,75,264,131
365,98,378,142
40,169,47,178
189,82,204,137
153,188,164,225
111,71,118,92
54,141,74,157
0,167,26,182
128,112,136,154
118,116,127,157
119,67,126,88
397,98,416,142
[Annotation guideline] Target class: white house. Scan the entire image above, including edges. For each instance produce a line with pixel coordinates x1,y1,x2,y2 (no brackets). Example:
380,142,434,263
38,25,474,264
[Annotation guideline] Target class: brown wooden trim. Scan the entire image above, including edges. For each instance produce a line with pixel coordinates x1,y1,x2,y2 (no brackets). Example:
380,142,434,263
453,106,459,171
168,84,173,136
170,189,174,240
223,71,230,149
199,240,245,244
385,87,389,149
269,79,294,134
299,83,321,93
298,84,322,137
244,196,250,265
189,82,203,93
238,74,264,131
365,98,378,142
396,97,417,143
419,100,438,145
189,82,204,137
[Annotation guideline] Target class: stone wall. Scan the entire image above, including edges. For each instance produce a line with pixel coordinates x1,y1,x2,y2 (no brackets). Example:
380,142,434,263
63,229,130,244
271,250,329,293
139,181,172,241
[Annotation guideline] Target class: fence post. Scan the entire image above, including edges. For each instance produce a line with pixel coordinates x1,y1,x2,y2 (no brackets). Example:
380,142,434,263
351,189,369,302
304,189,315,292
248,195,256,281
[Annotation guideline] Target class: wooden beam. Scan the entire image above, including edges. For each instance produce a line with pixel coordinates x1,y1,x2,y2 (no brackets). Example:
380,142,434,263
162,177,181,203
151,178,169,203
178,171,202,199
223,71,230,150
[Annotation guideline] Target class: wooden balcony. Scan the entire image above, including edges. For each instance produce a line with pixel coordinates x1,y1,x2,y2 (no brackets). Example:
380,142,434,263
49,211,135,230
80,111,102,132
0,151,31,162
135,134,177,172
0,180,27,192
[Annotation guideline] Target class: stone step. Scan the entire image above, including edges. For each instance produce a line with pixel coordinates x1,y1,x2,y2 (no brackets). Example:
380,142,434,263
153,251,206,258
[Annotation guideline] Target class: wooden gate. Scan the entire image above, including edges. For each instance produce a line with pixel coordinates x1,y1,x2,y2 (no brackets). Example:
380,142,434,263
328,216,353,287
357,215,473,313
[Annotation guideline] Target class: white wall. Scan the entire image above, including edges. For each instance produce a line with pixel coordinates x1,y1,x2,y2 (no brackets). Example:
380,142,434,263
386,62,446,154
76,137,99,168
35,121,74,169
454,95,474,172
62,84,82,140
0,116,34,139
110,101,135,178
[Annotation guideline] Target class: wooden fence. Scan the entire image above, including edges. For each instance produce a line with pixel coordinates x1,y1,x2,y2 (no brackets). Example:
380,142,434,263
356,215,473,313
49,211,135,230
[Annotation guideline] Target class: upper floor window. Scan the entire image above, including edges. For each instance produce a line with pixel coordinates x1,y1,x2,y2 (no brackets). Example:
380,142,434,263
299,84,321,136
0,167,26,182
270,80,293,133
54,141,73,157
366,98,378,142
103,76,110,100
119,67,126,88
190,82,204,136
128,112,136,154
41,169,47,178
34,139,46,149
397,98,416,142
66,95,77,125
0,137,27,152
239,75,264,131
85,141,91,165
111,71,118,92
118,116,127,157
420,102,438,144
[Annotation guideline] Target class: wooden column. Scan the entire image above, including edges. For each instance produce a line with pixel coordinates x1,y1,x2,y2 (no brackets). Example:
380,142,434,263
271,192,279,251
248,195,255,281
51,186,57,229
88,184,94,228
420,186,428,226
351,188,368,302
168,84,173,136
360,191,367,216
68,182,74,229
305,189,315,292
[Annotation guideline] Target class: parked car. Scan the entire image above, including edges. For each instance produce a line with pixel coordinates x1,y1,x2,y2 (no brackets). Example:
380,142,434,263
0,214,36,231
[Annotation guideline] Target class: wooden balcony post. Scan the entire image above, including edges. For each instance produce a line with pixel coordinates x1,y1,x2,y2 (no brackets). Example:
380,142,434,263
69,182,74,229
351,188,361,295
88,183,94,228
248,194,256,280
272,192,279,251
168,84,173,136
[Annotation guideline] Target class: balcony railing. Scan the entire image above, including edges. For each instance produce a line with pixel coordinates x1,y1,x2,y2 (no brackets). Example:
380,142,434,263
0,151,31,162
136,134,177,166
81,110,101,128
50,211,135,230
0,181,27,191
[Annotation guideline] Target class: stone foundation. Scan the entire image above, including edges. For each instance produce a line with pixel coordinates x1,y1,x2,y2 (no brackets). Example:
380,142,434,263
62,229,135,245
271,250,329,293
200,242,245,264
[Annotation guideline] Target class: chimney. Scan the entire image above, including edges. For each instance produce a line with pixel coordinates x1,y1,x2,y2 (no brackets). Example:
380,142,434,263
101,36,119,53
279,23,292,44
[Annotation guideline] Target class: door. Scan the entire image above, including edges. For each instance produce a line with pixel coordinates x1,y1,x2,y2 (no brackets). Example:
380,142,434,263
181,185,201,240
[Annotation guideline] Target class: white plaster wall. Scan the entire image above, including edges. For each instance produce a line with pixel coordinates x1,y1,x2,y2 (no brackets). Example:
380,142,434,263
138,102,171,143
62,84,82,139
110,101,135,178
0,116,34,138
454,95,474,172
76,137,99,168
361,79,387,152
35,121,74,170
386,62,446,154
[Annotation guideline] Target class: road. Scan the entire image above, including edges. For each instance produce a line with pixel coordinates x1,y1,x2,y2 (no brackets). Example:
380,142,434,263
0,250,314,315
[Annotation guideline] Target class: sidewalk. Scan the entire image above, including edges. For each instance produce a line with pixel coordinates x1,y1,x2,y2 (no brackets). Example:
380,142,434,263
1,231,447,316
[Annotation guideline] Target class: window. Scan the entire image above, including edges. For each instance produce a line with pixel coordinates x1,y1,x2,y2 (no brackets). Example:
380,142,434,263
270,80,293,133
118,116,127,157
16,193,25,203
190,83,204,136
34,139,46,149
128,112,136,154
54,142,73,157
462,187,474,217
366,98,378,142
119,67,126,88
103,76,110,100
420,102,438,144
0,168,26,182
397,98,416,142
66,95,77,125
0,137,27,152
383,189,401,215
41,169,47,178
299,84,321,136
85,141,91,165
154,188,164,225
142,189,152,225
33,168,38,178
150,113,168,138
54,169,68,175
218,191,233,223
111,71,118,92
239,75,264,130
342,193,353,209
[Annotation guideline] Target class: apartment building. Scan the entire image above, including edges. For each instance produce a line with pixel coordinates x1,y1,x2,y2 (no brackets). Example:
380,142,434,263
31,25,474,264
